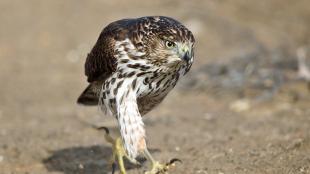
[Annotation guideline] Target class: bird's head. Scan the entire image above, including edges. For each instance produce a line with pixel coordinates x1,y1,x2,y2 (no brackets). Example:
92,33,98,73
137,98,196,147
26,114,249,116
149,35,194,67
133,16,195,71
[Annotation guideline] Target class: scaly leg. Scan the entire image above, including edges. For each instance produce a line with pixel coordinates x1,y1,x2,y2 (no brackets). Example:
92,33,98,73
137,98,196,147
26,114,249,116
97,127,141,174
143,148,181,174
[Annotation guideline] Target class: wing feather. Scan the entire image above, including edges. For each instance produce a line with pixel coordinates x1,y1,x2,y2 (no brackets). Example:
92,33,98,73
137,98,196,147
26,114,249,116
85,19,132,82
78,19,136,105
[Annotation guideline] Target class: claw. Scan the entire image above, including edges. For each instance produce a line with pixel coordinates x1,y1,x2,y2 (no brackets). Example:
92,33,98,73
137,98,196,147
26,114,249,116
167,158,182,166
144,148,182,174
96,126,142,173
125,156,142,166
154,158,182,174
95,126,127,173
111,162,116,174
97,126,110,134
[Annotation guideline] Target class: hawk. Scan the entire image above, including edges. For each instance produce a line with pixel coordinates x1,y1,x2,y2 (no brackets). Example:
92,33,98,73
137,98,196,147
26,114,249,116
77,16,195,174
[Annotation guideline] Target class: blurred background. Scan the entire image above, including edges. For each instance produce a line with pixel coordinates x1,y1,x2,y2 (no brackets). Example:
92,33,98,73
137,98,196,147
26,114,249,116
0,0,309,173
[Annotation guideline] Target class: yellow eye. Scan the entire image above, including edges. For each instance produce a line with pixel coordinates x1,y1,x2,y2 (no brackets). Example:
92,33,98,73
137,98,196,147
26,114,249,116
165,41,176,48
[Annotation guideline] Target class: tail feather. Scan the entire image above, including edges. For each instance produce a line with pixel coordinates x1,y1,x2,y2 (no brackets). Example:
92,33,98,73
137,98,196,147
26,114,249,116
77,81,102,106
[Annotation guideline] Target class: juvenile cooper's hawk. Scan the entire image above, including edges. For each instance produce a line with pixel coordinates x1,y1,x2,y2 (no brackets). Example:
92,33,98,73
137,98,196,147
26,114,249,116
77,16,195,174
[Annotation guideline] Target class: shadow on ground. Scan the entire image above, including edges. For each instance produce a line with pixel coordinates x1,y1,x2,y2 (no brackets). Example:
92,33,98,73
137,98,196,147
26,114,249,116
43,145,157,174
43,145,112,174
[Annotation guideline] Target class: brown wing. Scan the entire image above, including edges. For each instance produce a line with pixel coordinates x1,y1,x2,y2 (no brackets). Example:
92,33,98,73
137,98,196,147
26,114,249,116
85,20,131,82
78,19,133,105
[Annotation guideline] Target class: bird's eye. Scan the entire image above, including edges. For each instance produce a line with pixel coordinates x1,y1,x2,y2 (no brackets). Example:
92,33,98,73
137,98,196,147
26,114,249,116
165,41,176,48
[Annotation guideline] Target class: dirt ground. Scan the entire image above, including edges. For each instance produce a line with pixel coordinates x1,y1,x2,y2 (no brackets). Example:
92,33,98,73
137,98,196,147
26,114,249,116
1,0,310,174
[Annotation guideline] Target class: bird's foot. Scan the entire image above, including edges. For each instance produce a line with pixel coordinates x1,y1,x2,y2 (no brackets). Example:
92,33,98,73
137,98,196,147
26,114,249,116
143,148,181,174
144,159,181,174
97,127,141,174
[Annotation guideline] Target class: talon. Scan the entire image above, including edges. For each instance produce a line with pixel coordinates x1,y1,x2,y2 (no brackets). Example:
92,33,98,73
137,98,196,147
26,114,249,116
98,127,132,174
97,126,110,134
143,149,181,174
125,157,142,166
111,162,116,174
167,158,182,166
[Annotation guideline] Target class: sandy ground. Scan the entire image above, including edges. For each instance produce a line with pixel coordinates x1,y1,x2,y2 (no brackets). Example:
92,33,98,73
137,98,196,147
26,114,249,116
0,0,310,174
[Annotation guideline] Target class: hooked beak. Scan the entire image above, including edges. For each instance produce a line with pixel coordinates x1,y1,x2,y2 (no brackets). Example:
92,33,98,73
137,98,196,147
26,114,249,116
183,51,191,62
178,44,192,63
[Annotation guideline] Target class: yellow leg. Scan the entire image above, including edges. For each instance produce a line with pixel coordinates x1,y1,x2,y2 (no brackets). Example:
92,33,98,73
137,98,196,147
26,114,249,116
115,138,126,174
143,149,181,174
98,127,140,174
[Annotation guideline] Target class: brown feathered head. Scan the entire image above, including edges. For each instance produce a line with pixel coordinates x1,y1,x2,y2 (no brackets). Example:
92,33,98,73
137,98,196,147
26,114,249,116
126,16,195,68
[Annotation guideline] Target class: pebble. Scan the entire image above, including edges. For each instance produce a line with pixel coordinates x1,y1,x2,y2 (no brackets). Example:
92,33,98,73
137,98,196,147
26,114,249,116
0,155,4,162
229,99,250,112
78,163,84,169
196,169,208,174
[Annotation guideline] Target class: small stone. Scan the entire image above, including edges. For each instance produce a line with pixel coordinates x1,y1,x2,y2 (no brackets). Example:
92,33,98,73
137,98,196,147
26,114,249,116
175,146,181,151
78,163,84,169
230,99,250,112
196,169,208,174
0,155,4,162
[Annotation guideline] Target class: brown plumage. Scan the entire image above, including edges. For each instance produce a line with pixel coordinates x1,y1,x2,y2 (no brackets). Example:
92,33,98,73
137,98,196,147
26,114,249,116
77,16,195,173
78,16,194,105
